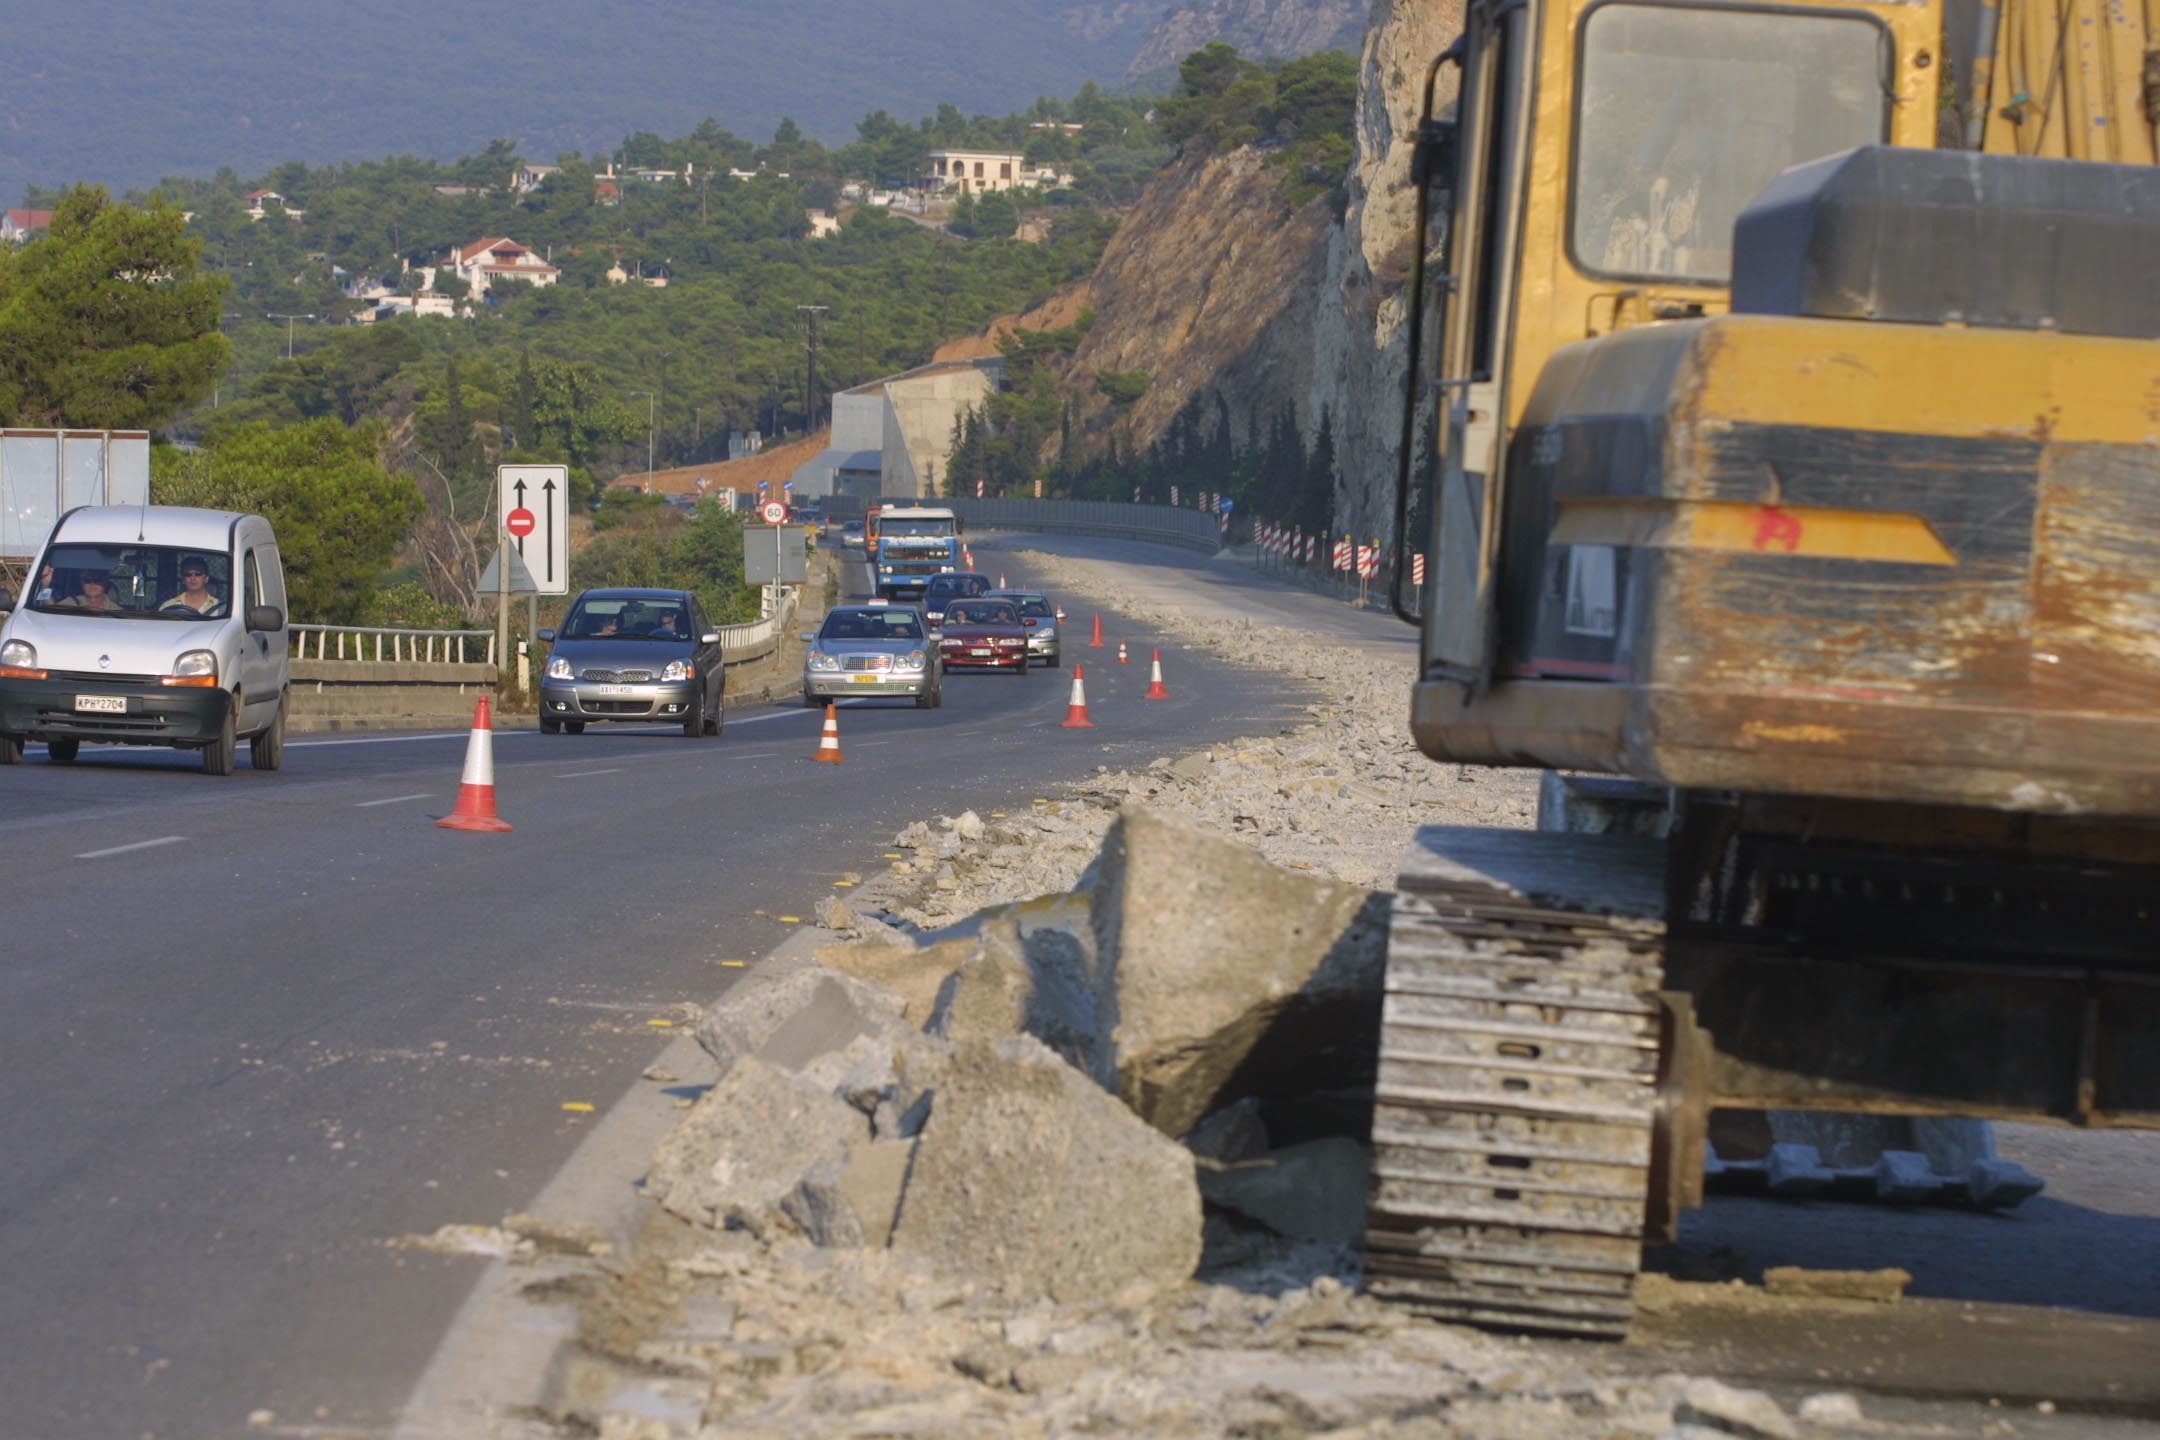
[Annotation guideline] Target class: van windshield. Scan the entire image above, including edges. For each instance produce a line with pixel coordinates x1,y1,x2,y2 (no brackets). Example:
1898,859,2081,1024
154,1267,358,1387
30,544,232,620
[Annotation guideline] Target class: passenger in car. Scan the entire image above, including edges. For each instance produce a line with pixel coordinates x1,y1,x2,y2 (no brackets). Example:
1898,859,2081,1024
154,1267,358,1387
66,573,125,611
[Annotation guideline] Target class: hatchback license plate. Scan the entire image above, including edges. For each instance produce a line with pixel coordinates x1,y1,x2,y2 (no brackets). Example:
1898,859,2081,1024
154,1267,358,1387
969,648,992,657
593,684,636,696
74,695,126,714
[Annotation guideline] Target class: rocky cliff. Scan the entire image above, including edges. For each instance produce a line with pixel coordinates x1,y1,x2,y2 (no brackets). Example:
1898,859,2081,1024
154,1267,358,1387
1060,147,1336,461
1308,0,1465,548
1123,0,1369,82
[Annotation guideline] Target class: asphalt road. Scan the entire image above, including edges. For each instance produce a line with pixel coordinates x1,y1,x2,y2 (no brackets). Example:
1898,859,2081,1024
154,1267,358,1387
0,547,1306,1440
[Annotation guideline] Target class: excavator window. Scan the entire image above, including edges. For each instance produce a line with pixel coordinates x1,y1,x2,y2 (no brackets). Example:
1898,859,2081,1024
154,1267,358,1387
1570,1,1889,284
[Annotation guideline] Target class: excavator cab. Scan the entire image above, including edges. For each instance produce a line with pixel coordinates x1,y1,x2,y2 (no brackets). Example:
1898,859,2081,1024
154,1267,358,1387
1368,0,2160,1339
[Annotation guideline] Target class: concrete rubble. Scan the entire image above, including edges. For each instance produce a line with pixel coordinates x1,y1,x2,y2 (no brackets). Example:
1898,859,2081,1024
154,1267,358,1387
535,553,1869,1438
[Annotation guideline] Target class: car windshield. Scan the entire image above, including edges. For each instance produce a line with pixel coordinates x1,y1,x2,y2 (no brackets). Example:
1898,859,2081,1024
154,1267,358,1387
945,601,1019,627
1572,3,1886,284
821,609,925,641
882,518,955,538
28,542,232,620
926,576,987,600
1005,596,1052,618
562,597,690,640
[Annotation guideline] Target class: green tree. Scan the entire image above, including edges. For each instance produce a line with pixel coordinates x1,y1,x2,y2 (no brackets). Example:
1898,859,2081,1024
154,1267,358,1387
149,419,423,622
0,186,229,428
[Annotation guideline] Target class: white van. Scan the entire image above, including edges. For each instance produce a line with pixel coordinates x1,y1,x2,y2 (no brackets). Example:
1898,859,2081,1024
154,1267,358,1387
0,506,290,774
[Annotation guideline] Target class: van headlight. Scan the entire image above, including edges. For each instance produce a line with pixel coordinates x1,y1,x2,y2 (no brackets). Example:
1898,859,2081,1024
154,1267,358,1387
0,638,43,679
661,659,693,682
546,656,572,680
161,650,219,687
808,651,840,672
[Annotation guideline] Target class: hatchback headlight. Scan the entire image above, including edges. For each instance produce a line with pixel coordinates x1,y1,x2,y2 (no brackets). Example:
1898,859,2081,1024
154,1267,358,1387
546,656,572,680
661,659,693,682
808,651,840,672
161,649,219,687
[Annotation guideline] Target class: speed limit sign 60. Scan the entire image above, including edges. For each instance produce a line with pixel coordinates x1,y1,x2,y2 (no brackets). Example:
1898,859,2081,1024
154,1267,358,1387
761,501,787,525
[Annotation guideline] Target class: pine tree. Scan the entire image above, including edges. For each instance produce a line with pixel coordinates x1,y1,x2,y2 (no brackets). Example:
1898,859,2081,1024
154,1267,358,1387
1303,408,1338,535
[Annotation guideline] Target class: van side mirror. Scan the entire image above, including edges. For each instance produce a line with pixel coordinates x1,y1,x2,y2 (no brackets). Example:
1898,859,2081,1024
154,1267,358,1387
537,627,556,643
0,588,12,613
246,604,286,633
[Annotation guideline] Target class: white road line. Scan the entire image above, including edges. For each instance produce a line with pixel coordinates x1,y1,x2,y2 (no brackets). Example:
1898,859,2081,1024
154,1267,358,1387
556,768,623,779
289,731,477,748
76,835,185,860
355,792,432,808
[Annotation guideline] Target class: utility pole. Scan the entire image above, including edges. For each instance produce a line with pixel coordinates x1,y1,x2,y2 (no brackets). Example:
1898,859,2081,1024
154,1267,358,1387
629,389,656,482
266,312,318,360
796,304,830,434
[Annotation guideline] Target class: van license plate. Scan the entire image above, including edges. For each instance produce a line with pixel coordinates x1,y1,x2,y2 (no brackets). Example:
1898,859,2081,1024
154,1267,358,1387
74,695,126,714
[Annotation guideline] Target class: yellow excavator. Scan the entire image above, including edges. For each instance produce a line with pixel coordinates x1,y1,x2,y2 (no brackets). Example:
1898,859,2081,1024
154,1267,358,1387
1367,0,2160,1335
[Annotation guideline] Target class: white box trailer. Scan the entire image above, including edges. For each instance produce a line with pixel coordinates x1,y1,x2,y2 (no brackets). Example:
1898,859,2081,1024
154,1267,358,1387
1,429,153,563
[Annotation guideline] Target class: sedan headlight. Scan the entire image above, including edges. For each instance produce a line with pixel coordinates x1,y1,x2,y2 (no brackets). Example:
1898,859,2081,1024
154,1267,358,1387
893,650,927,672
546,656,572,680
808,651,840,672
161,649,219,688
661,659,693,682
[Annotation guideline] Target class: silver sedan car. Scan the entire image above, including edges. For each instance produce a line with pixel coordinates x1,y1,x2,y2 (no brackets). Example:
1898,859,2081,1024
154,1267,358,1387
987,589,1061,666
803,603,941,708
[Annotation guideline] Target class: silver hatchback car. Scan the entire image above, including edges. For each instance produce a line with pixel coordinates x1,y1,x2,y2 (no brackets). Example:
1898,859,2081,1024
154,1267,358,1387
987,589,1060,666
804,603,941,708
539,588,725,737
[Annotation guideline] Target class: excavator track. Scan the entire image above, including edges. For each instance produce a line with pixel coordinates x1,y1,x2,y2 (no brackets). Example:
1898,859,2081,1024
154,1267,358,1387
1365,838,1668,1339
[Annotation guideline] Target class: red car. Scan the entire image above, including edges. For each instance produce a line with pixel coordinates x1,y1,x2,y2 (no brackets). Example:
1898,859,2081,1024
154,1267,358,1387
936,598,1031,674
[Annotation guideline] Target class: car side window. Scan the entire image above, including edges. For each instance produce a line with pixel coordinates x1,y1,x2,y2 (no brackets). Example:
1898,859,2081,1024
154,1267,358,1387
242,550,262,613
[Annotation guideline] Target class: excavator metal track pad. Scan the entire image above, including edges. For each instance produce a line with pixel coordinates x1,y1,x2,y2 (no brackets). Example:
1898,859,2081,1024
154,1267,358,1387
1366,827,1670,1338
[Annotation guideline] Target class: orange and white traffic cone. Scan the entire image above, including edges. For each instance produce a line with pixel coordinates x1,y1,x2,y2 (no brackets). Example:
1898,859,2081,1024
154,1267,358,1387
998,572,1007,589
1089,614,1104,648
962,544,976,569
1116,640,1129,664
437,695,513,832
813,702,846,763
1061,665,1095,729
1144,649,1171,700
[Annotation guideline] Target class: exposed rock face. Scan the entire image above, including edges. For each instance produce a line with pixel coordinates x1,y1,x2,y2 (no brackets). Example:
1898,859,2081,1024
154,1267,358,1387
1063,147,1333,462
890,1034,1205,1301
1309,0,1466,548
1124,0,1368,82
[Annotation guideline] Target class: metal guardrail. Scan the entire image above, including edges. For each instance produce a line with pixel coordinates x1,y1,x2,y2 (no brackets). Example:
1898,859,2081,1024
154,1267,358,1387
291,624,496,665
288,589,796,671
945,498,1223,553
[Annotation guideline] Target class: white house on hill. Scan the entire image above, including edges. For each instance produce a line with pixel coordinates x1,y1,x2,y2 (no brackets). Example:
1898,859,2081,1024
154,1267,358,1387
443,237,560,295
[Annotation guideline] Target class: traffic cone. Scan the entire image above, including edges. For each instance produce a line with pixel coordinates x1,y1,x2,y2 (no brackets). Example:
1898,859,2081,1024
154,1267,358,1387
813,702,846,763
1144,649,1171,700
1089,614,1104,648
437,695,513,832
1116,640,1129,664
998,572,1008,589
1061,665,1095,728
963,544,976,569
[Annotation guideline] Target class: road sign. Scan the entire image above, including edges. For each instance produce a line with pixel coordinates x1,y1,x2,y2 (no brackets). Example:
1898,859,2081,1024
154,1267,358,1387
477,545,540,596
497,464,569,596
761,501,787,525
744,528,808,584
1218,496,1235,513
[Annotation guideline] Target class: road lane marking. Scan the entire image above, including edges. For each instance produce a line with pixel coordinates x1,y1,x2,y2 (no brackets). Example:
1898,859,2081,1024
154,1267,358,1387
77,835,185,860
289,731,483,747
556,768,623,779
356,792,432,808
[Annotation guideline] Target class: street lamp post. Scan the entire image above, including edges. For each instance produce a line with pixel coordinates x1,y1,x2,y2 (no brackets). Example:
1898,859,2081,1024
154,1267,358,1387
629,389,656,483
266,312,318,360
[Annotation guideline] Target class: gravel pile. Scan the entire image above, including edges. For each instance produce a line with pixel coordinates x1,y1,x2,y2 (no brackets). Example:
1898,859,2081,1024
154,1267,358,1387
847,547,1534,934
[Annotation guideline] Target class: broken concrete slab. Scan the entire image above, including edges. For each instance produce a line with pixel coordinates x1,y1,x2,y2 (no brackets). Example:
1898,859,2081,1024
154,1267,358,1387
695,963,908,1089
782,1139,918,1249
923,911,1098,1071
646,1056,871,1234
815,937,968,1024
1762,1266,1911,1303
1196,1137,1369,1245
1086,806,1390,1137
891,1034,1201,1302
1184,1098,1270,1163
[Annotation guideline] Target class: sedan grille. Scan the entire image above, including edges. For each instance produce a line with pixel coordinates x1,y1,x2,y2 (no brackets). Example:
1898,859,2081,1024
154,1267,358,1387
842,654,893,672
579,668,654,683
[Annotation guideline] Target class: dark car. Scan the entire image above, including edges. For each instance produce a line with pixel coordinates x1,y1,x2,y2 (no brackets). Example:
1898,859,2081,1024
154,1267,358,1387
538,588,725,737
936,598,1030,674
920,572,992,630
